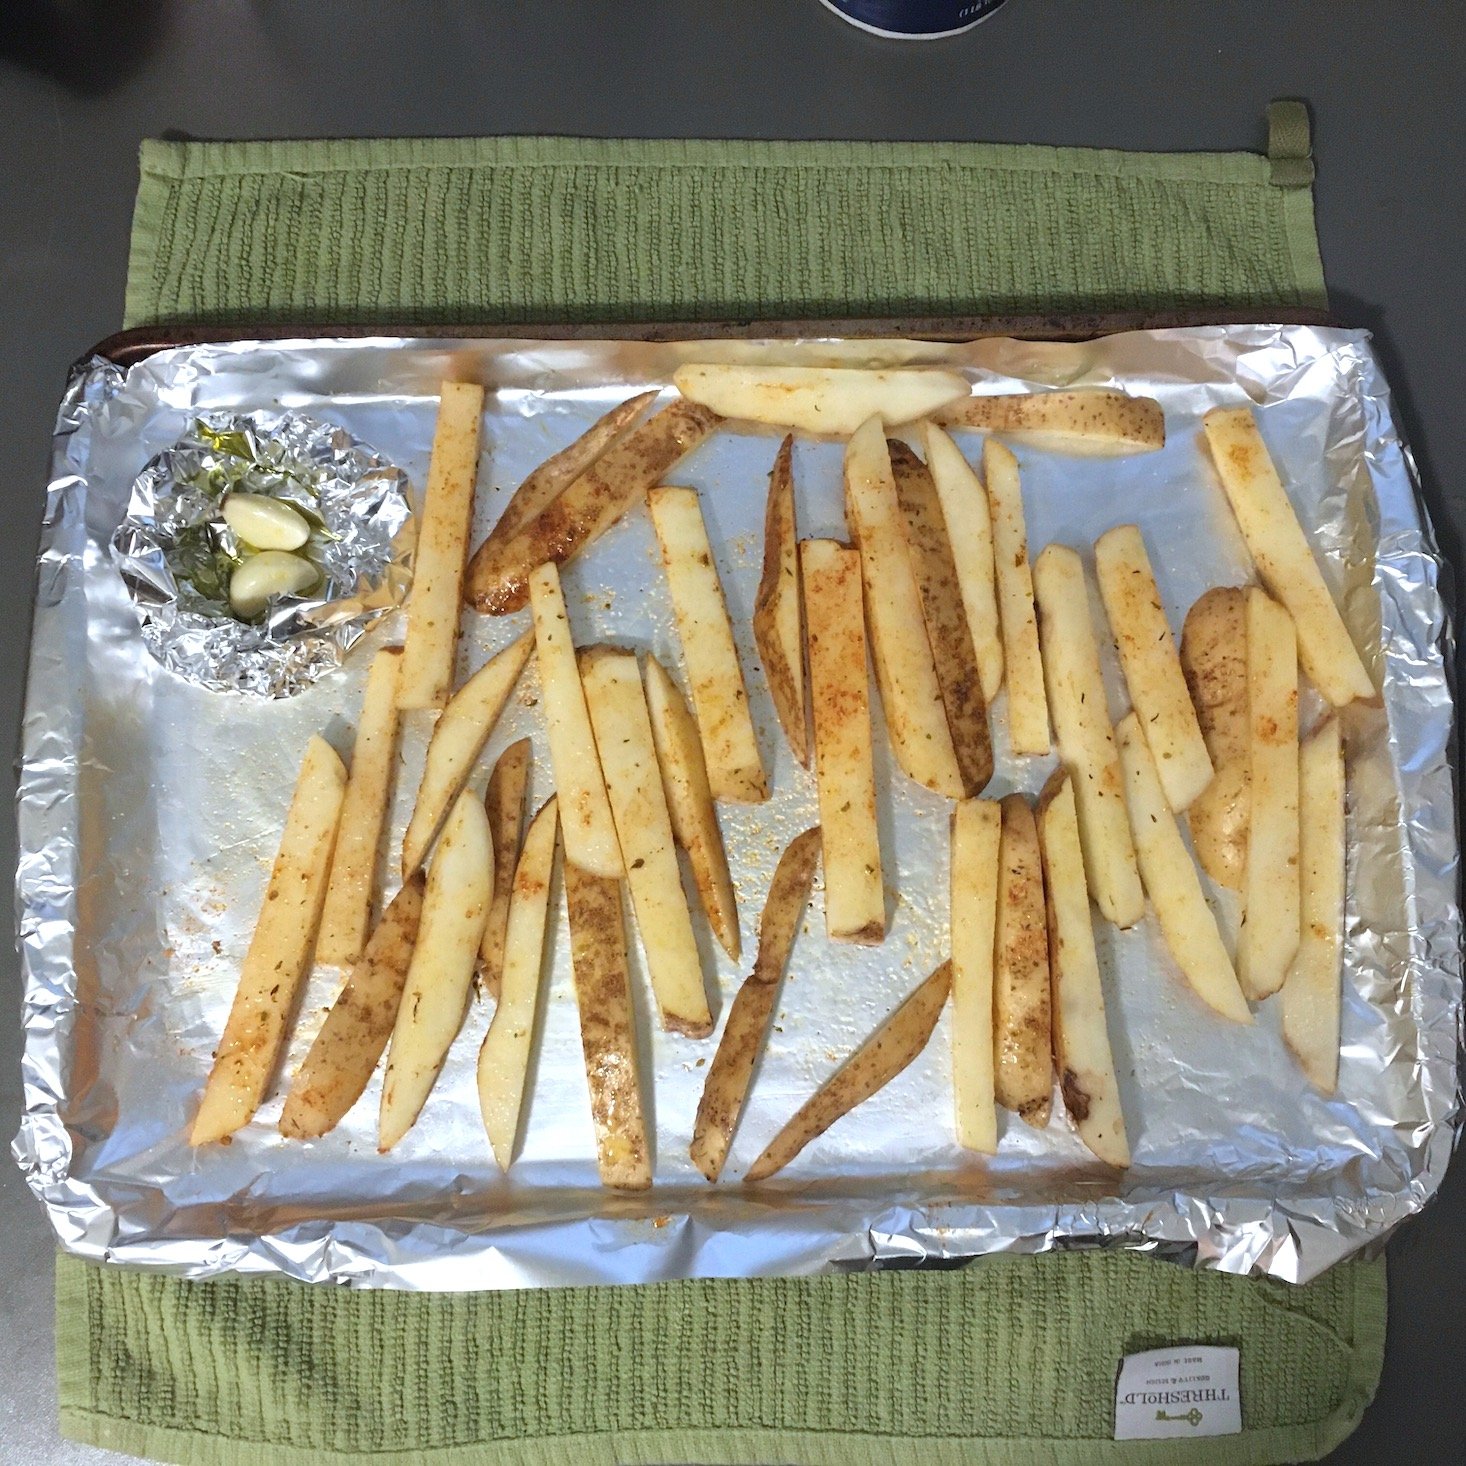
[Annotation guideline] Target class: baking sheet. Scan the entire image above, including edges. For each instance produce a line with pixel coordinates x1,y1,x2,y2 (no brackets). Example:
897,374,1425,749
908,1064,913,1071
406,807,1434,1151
14,325,1460,1287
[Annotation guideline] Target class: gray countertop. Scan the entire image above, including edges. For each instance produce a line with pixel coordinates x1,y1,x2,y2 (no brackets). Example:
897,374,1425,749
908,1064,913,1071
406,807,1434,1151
2,3,1462,1462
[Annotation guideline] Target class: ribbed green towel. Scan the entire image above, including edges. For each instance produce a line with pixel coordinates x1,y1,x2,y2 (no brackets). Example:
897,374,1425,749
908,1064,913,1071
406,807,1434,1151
56,106,1381,1466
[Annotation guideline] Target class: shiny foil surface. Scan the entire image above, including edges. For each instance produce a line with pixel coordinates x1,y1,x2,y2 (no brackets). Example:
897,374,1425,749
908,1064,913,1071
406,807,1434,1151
14,327,1460,1289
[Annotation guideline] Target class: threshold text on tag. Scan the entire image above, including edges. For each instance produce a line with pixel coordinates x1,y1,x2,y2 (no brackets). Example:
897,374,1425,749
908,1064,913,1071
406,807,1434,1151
1113,1345,1242,1440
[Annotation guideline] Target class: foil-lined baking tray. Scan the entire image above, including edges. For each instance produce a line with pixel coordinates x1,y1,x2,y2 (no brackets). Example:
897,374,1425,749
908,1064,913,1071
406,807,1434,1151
13,326,1460,1288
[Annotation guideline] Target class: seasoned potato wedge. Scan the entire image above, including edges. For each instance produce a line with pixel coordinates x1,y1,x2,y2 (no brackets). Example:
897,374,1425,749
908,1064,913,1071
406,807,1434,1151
478,738,531,999
938,388,1164,457
950,797,1001,1153
993,795,1051,1127
752,435,809,765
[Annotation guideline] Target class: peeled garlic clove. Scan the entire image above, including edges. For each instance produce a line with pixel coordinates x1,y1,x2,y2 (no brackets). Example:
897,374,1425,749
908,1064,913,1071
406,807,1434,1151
228,550,320,618
222,493,311,551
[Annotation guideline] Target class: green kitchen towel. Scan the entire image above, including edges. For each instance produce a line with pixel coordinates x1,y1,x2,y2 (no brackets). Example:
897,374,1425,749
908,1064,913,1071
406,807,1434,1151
57,106,1380,1466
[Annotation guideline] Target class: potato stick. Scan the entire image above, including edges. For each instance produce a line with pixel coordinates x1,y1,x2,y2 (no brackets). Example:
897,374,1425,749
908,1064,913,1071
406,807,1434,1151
745,962,951,1182
993,795,1051,1126
1095,525,1214,812
398,381,484,709
1116,712,1252,1024
565,862,652,1190
752,435,809,765
478,738,532,999
1033,544,1143,928
1202,407,1374,707
983,439,1049,755
936,389,1165,456
649,485,768,803
923,423,1003,704
801,538,884,944
191,735,347,1145
280,874,425,1140
690,826,821,1182
1238,588,1301,1000
950,798,1001,1153
527,561,623,878
316,646,403,966
1283,717,1346,1092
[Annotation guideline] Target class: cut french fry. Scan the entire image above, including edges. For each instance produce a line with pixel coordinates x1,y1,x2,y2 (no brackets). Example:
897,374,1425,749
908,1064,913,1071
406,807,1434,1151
752,435,809,765
398,381,484,709
191,736,346,1145
690,826,821,1182
844,417,963,796
923,423,1003,705
478,738,532,1000
1180,587,1250,890
280,874,425,1140
672,362,968,438
565,861,652,1190
400,633,533,877
1283,717,1346,1092
477,797,559,1168
1095,524,1213,812
983,440,1049,755
527,561,623,879
1116,712,1252,1023
581,647,712,1037
745,962,951,1182
1202,407,1375,707
993,795,1051,1127
316,646,403,967
1037,773,1130,1167
950,798,1001,1153
889,439,994,795
1033,544,1143,928
801,538,884,944
1238,588,1301,1000
378,792,494,1150
465,399,721,615
649,485,768,803
937,388,1165,457
643,655,740,962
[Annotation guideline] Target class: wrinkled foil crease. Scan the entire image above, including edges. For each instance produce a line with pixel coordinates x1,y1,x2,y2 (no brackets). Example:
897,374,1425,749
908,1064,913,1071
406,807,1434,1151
111,410,413,698
13,328,1461,1290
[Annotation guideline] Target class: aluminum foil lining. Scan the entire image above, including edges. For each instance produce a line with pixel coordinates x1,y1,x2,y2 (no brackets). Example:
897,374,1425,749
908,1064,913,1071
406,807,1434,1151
111,410,413,697
13,327,1461,1291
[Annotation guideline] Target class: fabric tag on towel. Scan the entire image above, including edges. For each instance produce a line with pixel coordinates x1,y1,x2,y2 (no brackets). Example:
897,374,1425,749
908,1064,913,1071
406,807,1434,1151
1114,1345,1242,1439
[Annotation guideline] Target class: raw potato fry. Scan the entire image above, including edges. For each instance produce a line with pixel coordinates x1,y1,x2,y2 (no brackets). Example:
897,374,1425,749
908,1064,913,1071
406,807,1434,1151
1283,717,1346,1092
478,739,532,999
581,647,712,1037
1237,588,1301,1001
316,646,403,966
480,391,657,551
1032,544,1144,928
672,362,968,438
280,875,425,1139
1037,773,1130,1167
477,798,559,1168
649,486,768,803
400,633,533,877
801,539,884,944
565,861,651,1190
937,388,1165,457
984,440,1049,755
993,795,1051,1127
1116,713,1252,1024
691,826,821,1182
643,655,740,962
752,436,809,765
889,439,994,795
378,792,494,1150
191,736,346,1145
923,423,1003,704
1202,407,1375,707
745,962,951,1182
465,399,721,615
844,417,963,796
1095,524,1214,812
399,381,484,709
1180,587,1250,890
527,561,623,879
950,798,1001,1153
